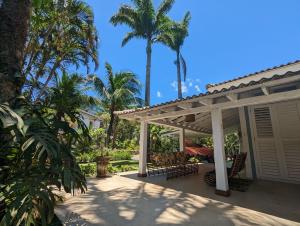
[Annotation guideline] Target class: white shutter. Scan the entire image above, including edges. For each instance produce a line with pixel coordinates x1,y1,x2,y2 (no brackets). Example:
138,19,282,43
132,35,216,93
252,107,282,180
273,101,300,182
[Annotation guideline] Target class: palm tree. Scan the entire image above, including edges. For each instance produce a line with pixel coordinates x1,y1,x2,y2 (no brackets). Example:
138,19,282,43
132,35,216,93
159,12,191,99
48,72,96,124
23,0,98,101
110,0,175,106
92,63,142,147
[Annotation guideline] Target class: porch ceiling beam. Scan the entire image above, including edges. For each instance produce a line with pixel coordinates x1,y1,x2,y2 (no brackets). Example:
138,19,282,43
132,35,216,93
261,86,270,95
171,115,184,123
177,102,194,109
150,120,203,134
159,119,211,134
226,93,238,101
142,88,300,121
199,99,213,106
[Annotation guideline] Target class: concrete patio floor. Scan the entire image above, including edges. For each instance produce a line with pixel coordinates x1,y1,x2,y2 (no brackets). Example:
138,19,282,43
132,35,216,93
56,165,300,226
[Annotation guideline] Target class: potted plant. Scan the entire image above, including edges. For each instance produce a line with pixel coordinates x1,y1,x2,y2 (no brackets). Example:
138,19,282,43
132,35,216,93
96,149,110,178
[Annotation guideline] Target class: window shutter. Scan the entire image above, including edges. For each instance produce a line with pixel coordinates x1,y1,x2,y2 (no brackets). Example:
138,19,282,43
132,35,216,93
253,107,281,179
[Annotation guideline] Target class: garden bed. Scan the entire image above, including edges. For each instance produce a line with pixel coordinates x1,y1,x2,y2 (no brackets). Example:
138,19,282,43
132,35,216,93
79,160,139,176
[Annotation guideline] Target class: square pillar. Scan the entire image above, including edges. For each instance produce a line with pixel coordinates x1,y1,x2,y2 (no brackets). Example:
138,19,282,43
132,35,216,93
179,128,185,152
211,108,230,196
138,120,148,177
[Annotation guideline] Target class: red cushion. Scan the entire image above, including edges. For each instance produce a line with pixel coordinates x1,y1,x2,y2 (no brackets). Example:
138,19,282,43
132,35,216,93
185,146,213,157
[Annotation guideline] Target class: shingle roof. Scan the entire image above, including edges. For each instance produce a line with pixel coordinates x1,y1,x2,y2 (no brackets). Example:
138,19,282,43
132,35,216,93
206,60,300,88
115,64,300,116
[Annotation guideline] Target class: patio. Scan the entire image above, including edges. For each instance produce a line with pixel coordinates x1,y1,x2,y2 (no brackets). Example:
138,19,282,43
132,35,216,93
56,165,300,226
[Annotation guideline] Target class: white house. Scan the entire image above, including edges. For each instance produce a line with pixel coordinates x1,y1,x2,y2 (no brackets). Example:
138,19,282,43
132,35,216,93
79,109,102,129
115,60,300,196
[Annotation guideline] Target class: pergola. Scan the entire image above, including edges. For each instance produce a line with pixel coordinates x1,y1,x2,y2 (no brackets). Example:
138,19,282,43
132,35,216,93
115,60,300,196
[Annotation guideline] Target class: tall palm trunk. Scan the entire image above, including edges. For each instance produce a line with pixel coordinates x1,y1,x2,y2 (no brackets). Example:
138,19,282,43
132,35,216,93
106,106,115,147
0,0,31,219
176,50,182,99
145,38,152,106
0,0,31,105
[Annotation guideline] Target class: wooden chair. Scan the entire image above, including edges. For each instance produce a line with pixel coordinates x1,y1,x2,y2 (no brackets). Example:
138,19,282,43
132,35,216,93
204,152,247,186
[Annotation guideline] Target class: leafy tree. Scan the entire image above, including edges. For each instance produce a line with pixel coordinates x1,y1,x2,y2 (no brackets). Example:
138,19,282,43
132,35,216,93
0,0,98,225
149,125,179,153
92,63,142,148
114,119,140,150
159,12,191,98
47,72,96,122
199,136,213,148
110,0,175,106
22,0,98,101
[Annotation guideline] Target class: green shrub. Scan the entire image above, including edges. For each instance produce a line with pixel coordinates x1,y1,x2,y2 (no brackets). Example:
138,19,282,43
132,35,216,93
109,150,132,161
90,128,106,149
107,164,118,173
119,165,137,172
107,160,139,173
76,152,98,163
80,163,96,176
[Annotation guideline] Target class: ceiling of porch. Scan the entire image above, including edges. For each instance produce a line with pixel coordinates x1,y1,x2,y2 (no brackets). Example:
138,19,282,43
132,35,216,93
154,108,239,134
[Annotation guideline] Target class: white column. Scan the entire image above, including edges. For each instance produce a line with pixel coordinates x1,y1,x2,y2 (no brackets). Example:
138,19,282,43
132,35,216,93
179,128,185,152
211,108,229,195
238,107,253,179
138,120,148,177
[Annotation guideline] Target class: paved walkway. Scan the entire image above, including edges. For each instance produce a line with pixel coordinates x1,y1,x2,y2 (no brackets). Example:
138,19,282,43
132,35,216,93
56,167,300,226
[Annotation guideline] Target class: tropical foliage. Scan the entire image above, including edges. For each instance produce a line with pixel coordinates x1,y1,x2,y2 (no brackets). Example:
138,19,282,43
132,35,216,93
0,95,89,225
92,63,142,147
110,0,175,106
224,132,240,159
0,0,97,225
22,0,98,101
150,125,179,153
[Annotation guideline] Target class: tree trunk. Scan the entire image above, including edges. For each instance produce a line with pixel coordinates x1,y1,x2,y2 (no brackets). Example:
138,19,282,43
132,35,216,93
0,0,31,105
145,38,152,106
111,117,119,149
106,107,115,147
0,0,31,220
176,50,182,99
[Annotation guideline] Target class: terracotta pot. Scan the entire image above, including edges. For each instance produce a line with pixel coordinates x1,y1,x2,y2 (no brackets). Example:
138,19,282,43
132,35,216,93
96,156,110,178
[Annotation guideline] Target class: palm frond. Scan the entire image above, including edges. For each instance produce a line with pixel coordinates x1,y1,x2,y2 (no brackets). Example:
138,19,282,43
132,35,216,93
0,103,24,131
182,11,191,27
155,31,174,48
156,0,175,21
93,76,108,99
122,31,139,46
110,5,138,29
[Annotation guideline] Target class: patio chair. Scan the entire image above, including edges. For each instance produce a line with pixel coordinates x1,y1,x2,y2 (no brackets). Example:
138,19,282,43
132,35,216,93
204,152,247,186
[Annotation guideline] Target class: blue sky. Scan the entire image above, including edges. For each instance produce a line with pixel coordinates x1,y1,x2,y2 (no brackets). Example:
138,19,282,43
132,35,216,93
84,0,300,105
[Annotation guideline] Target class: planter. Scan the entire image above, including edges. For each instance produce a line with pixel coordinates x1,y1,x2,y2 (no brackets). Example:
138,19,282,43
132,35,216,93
96,156,110,178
